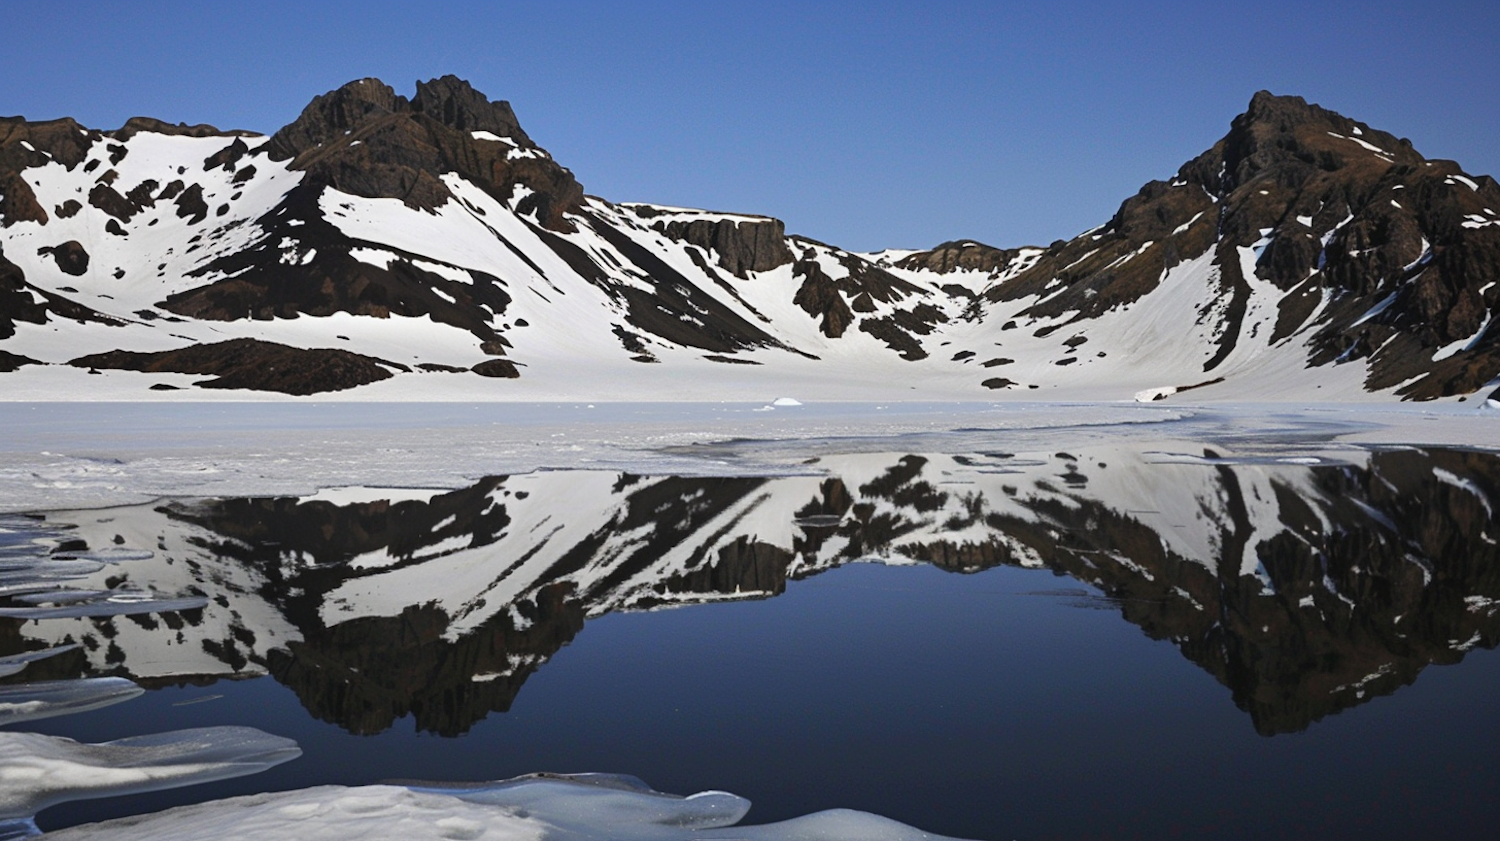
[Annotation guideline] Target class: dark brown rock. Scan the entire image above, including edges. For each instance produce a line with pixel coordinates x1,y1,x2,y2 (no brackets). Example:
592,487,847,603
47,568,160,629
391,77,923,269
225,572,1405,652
896,240,1026,275
174,183,208,223
69,338,403,395
88,182,136,221
0,171,48,227
37,241,89,276
165,182,514,345
112,116,247,141
649,214,794,278
264,76,584,231
791,256,853,338
471,358,520,378
204,137,250,172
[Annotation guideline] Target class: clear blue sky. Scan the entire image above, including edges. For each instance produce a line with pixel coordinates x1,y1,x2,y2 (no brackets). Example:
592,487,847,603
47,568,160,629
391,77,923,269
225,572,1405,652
3,1,1496,251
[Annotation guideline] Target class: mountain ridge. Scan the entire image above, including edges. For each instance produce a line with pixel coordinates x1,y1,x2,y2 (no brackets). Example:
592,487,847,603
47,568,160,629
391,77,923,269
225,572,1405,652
1,79,1497,402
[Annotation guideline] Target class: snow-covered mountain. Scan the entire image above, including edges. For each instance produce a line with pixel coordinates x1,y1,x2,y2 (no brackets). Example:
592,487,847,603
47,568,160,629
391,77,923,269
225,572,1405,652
9,445,1499,736
1,78,1498,401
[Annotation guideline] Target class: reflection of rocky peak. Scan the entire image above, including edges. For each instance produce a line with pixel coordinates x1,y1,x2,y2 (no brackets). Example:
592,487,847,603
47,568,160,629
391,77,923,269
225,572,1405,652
263,77,582,230
9,447,1500,737
973,447,1500,734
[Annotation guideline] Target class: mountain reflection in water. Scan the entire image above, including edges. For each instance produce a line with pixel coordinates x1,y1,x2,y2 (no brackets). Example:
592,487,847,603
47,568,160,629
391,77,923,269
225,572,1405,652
4,443,1497,739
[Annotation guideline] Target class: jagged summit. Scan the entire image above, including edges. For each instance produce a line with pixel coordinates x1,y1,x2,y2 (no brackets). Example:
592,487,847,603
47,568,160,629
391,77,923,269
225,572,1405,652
263,76,581,228
0,83,1496,401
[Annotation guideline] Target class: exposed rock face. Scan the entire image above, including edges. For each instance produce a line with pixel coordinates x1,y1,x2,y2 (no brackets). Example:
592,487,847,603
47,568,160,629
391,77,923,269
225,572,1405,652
792,254,854,338
36,241,89,276
639,210,795,277
162,182,514,346
264,76,584,230
471,358,520,378
980,91,1500,396
0,117,99,227
112,117,246,141
69,338,403,394
0,348,37,371
0,245,118,337
896,240,1026,275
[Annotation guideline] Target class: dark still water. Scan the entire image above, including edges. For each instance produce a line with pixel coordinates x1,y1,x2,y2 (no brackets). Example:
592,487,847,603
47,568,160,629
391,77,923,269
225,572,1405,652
5,442,1500,839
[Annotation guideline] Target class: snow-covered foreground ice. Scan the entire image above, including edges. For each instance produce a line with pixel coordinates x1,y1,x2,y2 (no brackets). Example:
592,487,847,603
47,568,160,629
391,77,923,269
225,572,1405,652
0,400,1495,514
41,775,971,841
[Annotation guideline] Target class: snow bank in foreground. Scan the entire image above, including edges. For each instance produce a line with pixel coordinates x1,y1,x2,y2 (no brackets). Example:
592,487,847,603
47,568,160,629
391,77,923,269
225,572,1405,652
44,775,974,841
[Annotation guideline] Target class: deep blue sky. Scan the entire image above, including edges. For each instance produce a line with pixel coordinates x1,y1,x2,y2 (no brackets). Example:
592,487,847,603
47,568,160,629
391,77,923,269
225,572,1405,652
3,1,1496,251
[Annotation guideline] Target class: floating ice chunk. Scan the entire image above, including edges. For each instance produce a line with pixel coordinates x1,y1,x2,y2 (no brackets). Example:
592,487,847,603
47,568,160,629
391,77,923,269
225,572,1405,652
0,592,208,619
0,560,104,583
413,773,750,831
12,590,112,605
0,726,300,821
39,774,975,841
0,678,143,726
0,645,79,679
771,397,803,407
52,548,154,563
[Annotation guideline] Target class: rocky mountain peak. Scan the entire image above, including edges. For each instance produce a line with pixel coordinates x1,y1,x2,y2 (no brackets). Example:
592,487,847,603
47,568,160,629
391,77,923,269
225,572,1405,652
260,76,583,229
1220,90,1421,193
412,75,532,147
263,78,405,161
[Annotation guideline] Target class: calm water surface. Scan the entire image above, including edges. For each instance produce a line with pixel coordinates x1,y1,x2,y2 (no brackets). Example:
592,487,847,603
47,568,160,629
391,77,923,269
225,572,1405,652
5,442,1500,839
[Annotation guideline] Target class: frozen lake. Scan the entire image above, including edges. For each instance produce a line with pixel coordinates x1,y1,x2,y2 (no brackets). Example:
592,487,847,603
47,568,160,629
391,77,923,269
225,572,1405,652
2,401,1499,839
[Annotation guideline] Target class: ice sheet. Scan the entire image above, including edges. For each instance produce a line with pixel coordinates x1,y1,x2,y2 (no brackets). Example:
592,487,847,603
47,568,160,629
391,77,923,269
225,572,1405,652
0,401,1495,514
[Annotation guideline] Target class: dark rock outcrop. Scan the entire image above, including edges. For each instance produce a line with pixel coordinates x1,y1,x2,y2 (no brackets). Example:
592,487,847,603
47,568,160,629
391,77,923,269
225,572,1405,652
0,348,37,371
69,338,403,394
792,255,854,338
112,117,247,141
639,210,794,278
162,182,514,346
896,240,1027,275
37,240,89,276
263,76,584,231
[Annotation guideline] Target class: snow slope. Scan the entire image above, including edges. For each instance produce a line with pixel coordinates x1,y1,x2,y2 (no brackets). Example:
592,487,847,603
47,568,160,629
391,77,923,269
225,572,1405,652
3,83,1497,402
